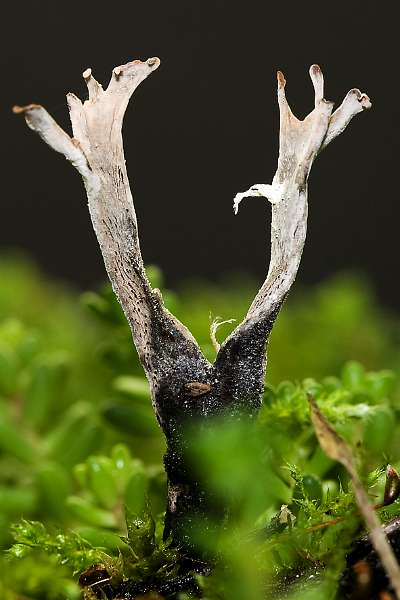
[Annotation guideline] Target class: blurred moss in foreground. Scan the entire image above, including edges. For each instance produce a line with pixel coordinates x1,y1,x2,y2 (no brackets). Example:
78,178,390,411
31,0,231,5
0,255,400,598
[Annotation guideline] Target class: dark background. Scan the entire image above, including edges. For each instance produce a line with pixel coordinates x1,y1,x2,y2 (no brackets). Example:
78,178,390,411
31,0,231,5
1,2,398,304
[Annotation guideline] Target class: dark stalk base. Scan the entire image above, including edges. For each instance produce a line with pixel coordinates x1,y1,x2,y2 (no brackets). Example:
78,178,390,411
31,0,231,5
80,563,205,599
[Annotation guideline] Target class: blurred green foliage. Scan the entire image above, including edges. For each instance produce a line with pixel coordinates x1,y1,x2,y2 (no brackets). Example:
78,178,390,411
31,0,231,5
1,256,400,598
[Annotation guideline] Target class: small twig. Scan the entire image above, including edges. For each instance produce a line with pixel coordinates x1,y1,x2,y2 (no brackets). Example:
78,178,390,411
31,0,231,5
309,396,400,599
306,516,346,533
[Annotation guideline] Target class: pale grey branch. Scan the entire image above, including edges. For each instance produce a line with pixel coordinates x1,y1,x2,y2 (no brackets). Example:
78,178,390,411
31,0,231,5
228,65,371,343
14,58,206,419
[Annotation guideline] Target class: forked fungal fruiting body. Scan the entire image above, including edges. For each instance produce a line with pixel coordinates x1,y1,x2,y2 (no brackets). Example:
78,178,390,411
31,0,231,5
14,58,370,562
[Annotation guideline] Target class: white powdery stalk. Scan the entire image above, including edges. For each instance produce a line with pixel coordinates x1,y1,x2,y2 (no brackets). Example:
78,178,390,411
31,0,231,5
226,65,371,341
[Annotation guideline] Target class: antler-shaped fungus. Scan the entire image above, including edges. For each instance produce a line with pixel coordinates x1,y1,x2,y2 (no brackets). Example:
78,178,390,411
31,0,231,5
14,59,370,562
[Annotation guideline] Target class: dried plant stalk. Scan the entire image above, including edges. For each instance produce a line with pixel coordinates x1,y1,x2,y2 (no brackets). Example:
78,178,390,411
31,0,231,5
309,396,400,598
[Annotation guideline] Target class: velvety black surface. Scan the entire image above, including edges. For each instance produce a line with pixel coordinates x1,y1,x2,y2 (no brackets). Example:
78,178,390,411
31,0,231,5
1,1,398,304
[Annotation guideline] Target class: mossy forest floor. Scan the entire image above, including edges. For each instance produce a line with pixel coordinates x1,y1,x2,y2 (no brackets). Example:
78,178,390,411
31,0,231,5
1,256,400,599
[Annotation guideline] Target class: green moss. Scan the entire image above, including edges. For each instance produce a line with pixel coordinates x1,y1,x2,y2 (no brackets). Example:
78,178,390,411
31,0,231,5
1,256,400,598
